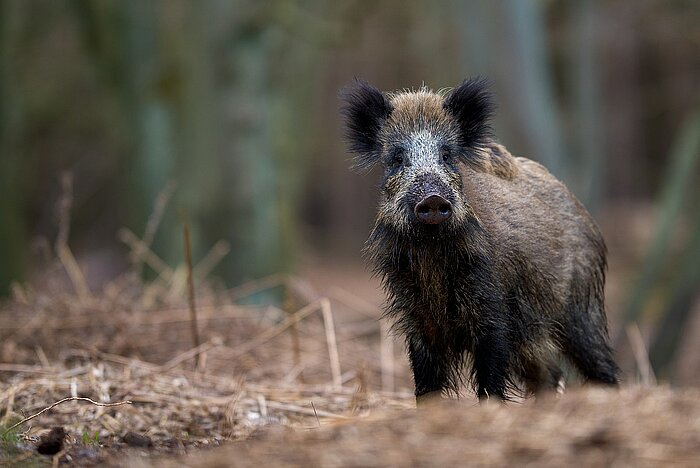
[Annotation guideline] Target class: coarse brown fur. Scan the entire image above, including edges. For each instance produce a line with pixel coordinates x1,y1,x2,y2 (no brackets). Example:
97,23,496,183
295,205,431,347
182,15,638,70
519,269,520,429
341,78,619,402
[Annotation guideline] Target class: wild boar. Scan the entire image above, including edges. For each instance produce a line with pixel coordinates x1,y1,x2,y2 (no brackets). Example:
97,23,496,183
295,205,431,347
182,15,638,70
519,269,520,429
341,78,619,402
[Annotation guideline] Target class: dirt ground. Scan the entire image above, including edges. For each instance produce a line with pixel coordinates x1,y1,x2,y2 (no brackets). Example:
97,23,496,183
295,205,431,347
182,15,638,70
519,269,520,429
144,386,700,468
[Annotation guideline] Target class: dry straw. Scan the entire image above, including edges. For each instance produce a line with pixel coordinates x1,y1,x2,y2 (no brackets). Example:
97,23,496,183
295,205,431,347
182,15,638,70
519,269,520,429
0,181,411,457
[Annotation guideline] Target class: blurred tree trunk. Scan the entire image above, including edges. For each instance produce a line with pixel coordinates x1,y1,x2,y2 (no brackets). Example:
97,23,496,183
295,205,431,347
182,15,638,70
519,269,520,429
71,0,176,264
213,1,326,284
649,210,700,377
217,7,281,282
617,108,700,345
569,0,605,211
120,1,178,258
458,0,489,73
72,0,314,286
499,0,567,179
0,0,26,295
454,1,566,179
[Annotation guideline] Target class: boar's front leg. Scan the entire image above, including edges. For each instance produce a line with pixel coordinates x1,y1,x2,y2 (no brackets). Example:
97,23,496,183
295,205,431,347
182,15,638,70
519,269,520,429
407,337,453,405
473,318,512,402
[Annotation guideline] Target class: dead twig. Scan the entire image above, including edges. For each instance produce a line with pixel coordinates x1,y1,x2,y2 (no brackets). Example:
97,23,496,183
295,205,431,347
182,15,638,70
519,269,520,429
118,228,174,282
228,300,323,359
0,364,54,374
321,298,342,389
52,448,69,468
380,319,395,393
142,182,176,249
284,286,303,382
160,340,218,372
228,273,288,301
626,323,657,386
183,222,202,370
194,240,231,281
1,387,15,427
264,400,347,419
53,173,91,300
134,181,177,274
2,397,132,435
311,401,320,427
56,245,91,300
329,286,382,318
55,172,73,252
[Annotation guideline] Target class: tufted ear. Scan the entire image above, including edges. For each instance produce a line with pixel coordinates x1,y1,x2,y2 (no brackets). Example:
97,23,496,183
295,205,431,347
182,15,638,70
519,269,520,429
340,80,393,170
443,77,495,150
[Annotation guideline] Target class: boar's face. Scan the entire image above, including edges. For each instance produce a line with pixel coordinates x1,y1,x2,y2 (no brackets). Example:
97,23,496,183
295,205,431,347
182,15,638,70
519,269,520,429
342,78,494,237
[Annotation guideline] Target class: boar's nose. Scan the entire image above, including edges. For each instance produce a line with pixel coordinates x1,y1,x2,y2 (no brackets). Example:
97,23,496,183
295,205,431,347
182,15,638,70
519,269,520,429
414,195,452,224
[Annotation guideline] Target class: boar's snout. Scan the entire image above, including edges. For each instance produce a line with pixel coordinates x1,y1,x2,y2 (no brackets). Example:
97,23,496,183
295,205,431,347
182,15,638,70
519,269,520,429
414,195,452,225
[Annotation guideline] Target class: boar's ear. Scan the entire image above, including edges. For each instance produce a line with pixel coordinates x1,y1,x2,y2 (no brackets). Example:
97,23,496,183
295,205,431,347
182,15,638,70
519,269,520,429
340,80,393,170
443,77,495,150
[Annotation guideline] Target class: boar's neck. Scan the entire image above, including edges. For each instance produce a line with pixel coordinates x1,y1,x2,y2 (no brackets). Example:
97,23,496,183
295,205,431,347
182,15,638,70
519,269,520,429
365,220,498,347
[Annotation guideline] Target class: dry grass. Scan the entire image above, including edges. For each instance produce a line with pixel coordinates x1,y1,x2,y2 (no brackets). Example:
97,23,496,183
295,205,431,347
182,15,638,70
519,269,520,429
0,216,413,465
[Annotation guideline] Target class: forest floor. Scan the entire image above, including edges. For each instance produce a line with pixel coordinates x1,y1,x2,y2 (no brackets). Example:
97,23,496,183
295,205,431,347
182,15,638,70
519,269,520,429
1,236,699,466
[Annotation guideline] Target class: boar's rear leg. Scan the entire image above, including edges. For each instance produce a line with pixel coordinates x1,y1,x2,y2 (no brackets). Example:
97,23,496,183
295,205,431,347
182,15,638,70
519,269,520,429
560,304,619,386
522,359,564,395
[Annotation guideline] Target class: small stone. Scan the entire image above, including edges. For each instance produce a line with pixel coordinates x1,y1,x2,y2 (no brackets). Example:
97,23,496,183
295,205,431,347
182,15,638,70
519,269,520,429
37,427,67,455
123,431,153,448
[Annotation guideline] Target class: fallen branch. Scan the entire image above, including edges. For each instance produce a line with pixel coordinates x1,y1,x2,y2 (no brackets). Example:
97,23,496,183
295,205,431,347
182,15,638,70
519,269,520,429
2,397,132,435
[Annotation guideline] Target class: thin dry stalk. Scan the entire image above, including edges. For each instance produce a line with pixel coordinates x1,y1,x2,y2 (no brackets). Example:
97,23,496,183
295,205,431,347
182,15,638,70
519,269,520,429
55,172,73,251
264,401,347,420
94,351,160,371
257,394,268,422
380,319,395,393
2,397,132,435
2,387,15,426
0,364,53,373
284,286,303,382
52,448,68,468
321,298,342,389
118,228,174,282
228,274,288,301
57,245,91,300
626,323,657,386
311,401,320,427
142,182,176,249
287,276,320,304
329,287,382,318
194,240,231,281
135,181,177,274
228,300,323,360
35,346,50,369
160,340,218,372
183,222,202,370
53,173,91,300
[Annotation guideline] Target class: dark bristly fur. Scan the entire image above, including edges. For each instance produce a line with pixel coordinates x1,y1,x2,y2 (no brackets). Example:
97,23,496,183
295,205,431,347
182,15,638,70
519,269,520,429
340,80,394,171
341,78,619,403
442,77,495,150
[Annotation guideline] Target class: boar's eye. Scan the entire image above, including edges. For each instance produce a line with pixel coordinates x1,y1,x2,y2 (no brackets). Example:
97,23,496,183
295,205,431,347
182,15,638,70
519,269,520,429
441,146,452,163
390,148,405,167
